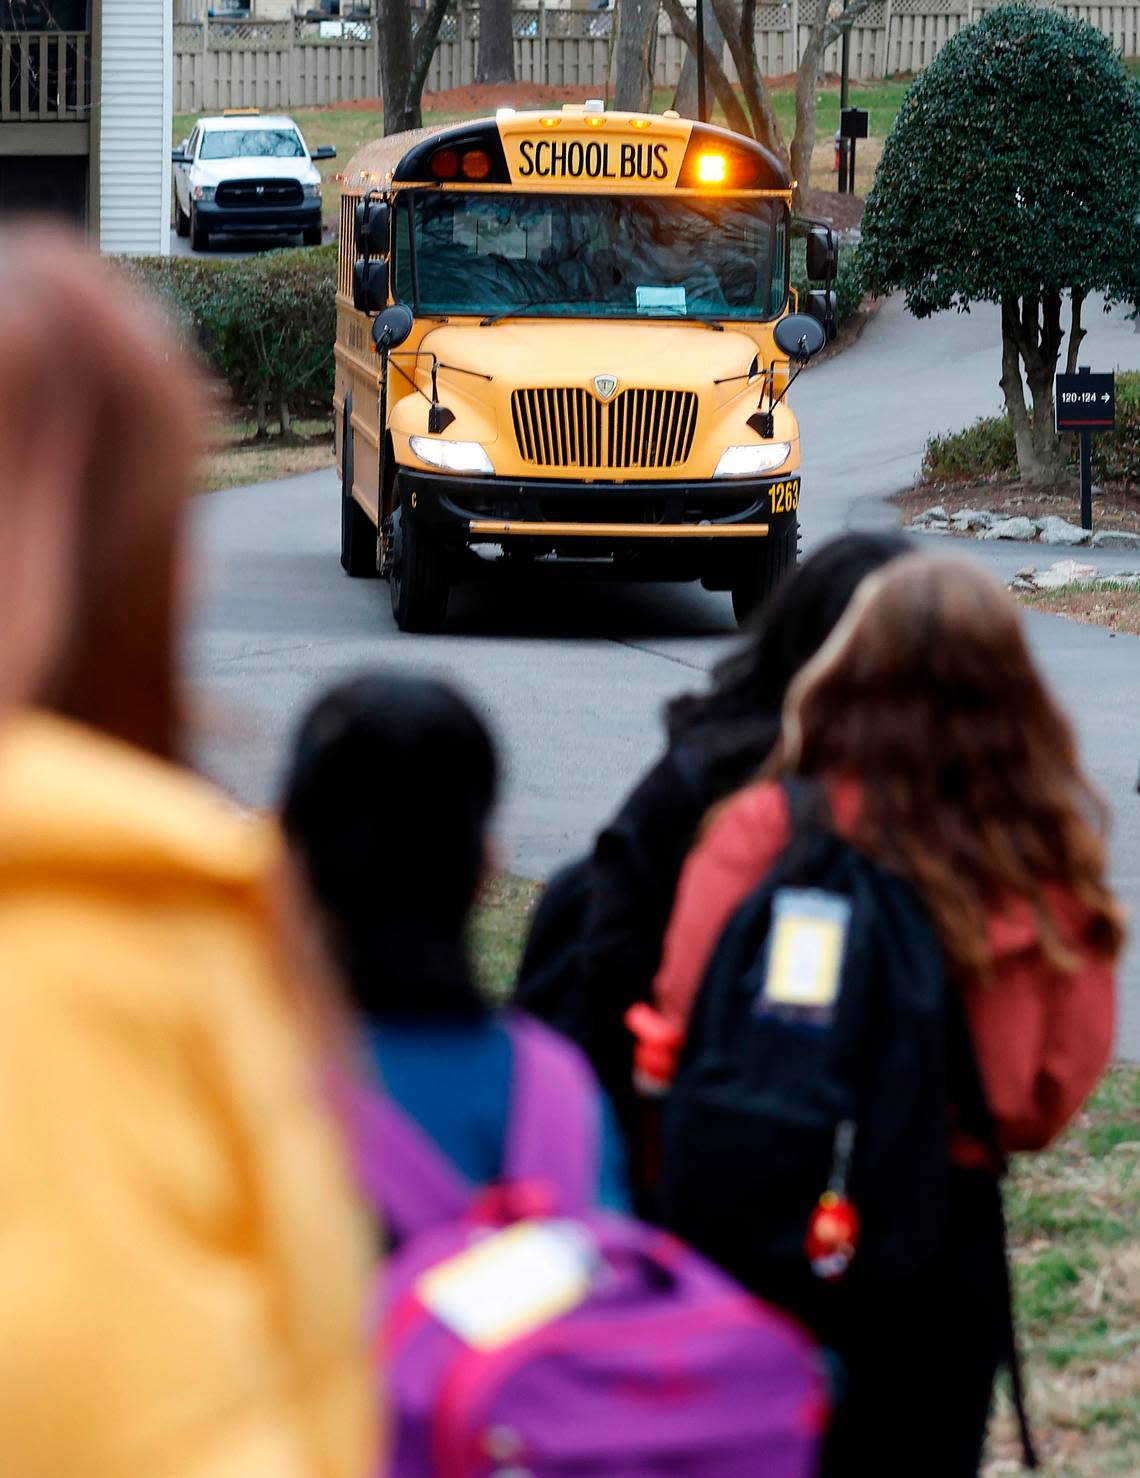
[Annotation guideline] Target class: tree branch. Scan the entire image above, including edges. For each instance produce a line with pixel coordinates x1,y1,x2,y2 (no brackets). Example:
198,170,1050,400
661,0,752,136
708,0,786,158
822,0,875,49
410,0,453,95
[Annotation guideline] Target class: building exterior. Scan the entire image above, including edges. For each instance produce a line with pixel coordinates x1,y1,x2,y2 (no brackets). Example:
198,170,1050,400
0,0,172,254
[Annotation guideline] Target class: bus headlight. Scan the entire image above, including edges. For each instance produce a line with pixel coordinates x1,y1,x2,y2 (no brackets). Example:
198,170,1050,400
409,436,494,475
713,442,792,478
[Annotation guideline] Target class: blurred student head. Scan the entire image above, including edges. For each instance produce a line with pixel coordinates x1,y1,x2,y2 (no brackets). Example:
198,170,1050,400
773,554,1125,975
281,672,499,1019
0,224,202,755
665,531,911,785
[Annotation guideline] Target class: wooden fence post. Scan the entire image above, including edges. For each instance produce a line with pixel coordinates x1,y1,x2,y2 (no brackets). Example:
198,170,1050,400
200,12,208,114
881,0,892,78
539,0,547,87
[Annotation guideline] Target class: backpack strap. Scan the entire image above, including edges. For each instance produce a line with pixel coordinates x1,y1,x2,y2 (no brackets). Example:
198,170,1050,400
501,1012,600,1215
341,1074,475,1243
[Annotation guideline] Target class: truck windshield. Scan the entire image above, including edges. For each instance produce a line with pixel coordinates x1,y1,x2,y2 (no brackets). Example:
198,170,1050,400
395,191,788,322
200,128,305,160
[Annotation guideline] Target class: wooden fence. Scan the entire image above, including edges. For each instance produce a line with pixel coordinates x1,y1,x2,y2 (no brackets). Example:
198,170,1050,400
173,16,379,113
173,2,1140,113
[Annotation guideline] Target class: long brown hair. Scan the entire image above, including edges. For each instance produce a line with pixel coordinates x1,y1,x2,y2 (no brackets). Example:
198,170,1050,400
0,224,204,760
768,554,1124,977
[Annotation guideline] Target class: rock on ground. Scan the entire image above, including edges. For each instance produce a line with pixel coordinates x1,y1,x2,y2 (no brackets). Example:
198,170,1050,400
1091,529,1140,550
979,516,1041,542
1039,515,1092,547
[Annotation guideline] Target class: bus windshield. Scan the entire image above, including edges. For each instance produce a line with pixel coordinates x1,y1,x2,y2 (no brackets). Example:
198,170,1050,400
395,191,788,322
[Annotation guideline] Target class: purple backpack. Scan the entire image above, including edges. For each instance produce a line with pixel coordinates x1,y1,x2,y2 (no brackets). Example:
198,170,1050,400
349,1013,829,1478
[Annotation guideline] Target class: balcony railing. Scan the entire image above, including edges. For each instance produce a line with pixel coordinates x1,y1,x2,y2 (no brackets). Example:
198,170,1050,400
0,30,91,122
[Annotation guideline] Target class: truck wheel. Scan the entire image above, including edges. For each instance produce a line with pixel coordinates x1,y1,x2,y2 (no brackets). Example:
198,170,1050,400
190,207,210,252
731,517,799,626
340,420,378,577
303,224,322,247
390,505,449,633
175,200,190,238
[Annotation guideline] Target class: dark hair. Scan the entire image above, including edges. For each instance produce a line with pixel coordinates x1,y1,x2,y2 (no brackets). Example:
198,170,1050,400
281,672,499,1019
665,532,911,793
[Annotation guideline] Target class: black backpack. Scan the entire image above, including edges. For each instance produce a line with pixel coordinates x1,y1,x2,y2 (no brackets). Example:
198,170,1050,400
658,780,1037,1468
659,781,977,1290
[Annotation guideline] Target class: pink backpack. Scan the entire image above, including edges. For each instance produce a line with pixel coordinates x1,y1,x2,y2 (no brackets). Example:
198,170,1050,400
349,1013,829,1478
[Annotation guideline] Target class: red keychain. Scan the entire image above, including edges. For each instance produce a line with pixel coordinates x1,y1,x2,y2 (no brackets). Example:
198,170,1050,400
804,1120,861,1282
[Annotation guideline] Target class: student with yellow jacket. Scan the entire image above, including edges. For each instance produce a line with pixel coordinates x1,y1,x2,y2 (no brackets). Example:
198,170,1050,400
0,230,377,1477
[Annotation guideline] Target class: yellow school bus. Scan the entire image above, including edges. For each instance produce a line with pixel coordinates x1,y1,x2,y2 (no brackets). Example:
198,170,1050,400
333,102,836,631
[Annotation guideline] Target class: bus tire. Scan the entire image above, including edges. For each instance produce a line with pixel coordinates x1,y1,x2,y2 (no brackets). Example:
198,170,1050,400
390,505,449,633
340,420,378,577
731,517,799,626
190,207,210,252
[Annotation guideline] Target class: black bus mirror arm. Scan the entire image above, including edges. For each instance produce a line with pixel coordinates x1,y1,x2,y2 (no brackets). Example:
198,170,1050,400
747,360,806,439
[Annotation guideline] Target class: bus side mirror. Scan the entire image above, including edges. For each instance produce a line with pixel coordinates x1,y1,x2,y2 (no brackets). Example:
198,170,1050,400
355,198,390,257
805,226,838,282
773,312,827,363
805,289,838,342
353,258,389,314
371,303,414,353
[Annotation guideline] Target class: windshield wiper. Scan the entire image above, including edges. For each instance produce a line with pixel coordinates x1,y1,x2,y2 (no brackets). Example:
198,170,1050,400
479,298,573,327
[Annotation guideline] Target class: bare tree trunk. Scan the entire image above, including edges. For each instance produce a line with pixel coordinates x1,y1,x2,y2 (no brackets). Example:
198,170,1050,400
999,295,1069,488
789,28,824,212
661,0,751,136
279,397,292,437
613,0,661,112
477,0,515,84
255,384,269,440
708,0,787,159
673,3,724,117
382,0,451,133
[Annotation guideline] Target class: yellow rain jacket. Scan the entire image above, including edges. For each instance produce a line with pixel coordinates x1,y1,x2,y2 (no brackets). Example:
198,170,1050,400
0,711,378,1478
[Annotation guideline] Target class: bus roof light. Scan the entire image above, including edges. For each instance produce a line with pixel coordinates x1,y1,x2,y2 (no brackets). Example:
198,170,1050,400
539,115,560,128
462,148,492,181
697,152,727,184
584,98,605,114
496,107,516,121
431,148,460,180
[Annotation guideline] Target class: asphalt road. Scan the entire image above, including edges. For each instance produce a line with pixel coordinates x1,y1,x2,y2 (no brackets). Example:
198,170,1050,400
188,292,1140,1058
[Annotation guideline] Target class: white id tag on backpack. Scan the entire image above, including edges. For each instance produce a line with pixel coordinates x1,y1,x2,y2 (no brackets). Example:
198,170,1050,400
415,1219,597,1351
756,888,851,1018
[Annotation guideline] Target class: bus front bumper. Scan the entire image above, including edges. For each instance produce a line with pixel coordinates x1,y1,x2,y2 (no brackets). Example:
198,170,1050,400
396,468,798,547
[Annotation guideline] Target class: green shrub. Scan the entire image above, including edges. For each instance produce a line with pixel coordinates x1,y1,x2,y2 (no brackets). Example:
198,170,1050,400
790,236,863,327
122,246,336,434
924,371,1140,484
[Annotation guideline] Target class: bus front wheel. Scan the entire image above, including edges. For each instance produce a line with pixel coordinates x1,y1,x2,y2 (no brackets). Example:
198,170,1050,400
730,518,799,626
390,505,450,633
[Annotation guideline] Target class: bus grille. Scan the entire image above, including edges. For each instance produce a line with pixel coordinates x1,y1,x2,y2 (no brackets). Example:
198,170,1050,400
214,178,304,208
512,387,698,471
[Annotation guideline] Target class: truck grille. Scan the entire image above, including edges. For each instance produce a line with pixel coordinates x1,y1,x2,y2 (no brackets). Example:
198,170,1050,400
512,387,698,471
214,178,304,208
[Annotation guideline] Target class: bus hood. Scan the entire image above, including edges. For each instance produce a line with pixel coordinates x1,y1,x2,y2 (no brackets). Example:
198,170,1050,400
421,319,763,398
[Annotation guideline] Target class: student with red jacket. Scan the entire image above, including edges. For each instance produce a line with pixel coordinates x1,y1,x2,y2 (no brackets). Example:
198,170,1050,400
652,555,1121,1475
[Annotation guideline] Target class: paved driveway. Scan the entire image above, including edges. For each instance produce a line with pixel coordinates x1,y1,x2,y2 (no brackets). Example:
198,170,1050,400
187,292,1140,1056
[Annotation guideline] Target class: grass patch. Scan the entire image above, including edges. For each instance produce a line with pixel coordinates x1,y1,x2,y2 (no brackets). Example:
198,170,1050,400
985,1064,1140,1474
1018,584,1140,637
469,872,542,1001
199,417,334,493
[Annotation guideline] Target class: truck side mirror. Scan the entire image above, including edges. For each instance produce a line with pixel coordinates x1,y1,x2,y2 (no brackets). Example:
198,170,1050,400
805,226,838,283
171,149,190,165
805,289,838,342
353,258,389,314
312,145,337,161
773,312,827,363
355,198,390,257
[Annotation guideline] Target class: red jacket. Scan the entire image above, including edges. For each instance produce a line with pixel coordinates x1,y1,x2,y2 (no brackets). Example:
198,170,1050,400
653,778,1115,1158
